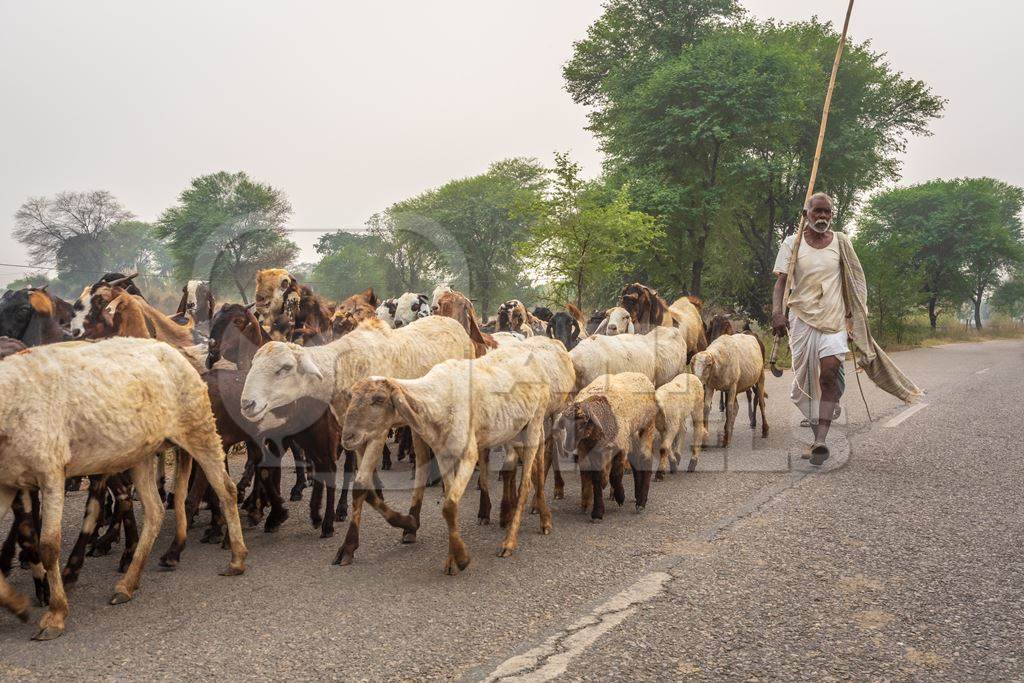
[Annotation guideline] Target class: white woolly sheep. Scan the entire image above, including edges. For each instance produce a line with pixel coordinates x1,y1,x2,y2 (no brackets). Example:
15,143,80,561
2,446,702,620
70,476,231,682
692,332,768,448
0,337,247,641
593,306,635,335
569,326,688,392
239,316,474,555
338,343,554,573
562,372,659,519
654,372,707,477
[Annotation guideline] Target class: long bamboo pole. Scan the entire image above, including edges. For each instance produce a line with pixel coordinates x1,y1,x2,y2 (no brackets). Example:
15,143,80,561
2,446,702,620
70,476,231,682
770,0,855,375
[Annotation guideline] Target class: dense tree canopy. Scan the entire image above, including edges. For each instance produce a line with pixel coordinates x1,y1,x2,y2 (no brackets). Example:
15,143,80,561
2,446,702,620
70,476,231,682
565,2,945,316
856,178,1024,331
156,171,299,303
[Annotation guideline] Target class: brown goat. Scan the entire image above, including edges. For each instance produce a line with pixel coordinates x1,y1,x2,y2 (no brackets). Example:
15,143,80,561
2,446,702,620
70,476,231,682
435,290,497,358
332,287,379,338
103,289,196,347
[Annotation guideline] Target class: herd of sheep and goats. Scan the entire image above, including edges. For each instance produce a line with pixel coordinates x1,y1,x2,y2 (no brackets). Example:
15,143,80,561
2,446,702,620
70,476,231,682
0,269,769,640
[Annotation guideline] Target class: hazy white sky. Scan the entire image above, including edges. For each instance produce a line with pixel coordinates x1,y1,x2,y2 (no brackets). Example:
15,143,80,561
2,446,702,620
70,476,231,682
1,0,1021,282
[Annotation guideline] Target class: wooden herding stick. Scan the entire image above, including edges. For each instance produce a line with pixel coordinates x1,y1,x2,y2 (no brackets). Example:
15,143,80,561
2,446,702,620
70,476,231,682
769,0,855,377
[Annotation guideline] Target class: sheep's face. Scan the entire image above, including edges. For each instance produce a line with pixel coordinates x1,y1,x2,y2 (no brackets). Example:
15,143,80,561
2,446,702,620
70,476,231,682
342,378,397,451
241,342,322,426
605,307,633,335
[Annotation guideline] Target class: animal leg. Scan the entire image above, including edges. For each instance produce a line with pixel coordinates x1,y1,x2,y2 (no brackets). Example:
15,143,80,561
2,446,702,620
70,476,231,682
0,486,30,625
441,452,478,574
290,448,308,501
110,461,163,605
401,435,431,543
160,451,193,568
176,432,247,577
723,388,738,448
335,449,354,522
530,438,553,536
35,482,69,640
114,476,139,573
62,476,106,586
477,449,491,525
609,453,626,507
335,438,388,565
758,379,769,438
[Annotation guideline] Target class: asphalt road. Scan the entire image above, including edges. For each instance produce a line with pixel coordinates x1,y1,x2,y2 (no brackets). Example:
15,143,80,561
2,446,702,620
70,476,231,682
1,339,1021,681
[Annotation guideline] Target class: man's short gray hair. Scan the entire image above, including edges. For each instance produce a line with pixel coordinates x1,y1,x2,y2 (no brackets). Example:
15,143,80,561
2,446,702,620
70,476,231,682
804,192,835,211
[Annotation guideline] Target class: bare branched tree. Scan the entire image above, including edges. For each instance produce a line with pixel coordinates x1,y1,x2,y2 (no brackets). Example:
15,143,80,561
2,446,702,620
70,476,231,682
13,191,133,264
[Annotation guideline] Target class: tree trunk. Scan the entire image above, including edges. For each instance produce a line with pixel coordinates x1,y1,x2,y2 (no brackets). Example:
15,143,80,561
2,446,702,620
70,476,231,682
927,296,938,331
230,273,248,305
974,289,984,330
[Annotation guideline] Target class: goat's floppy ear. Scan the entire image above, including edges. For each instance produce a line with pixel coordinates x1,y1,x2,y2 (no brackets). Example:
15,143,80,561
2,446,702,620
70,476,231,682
296,349,323,380
546,322,554,338
594,315,609,335
627,320,635,334
570,317,580,340
387,379,420,424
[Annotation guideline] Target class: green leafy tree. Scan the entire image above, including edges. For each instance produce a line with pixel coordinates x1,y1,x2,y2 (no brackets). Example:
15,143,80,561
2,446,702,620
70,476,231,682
566,6,944,306
311,230,389,300
366,194,451,296
3,273,54,291
853,228,925,343
956,178,1024,329
991,269,1024,322
520,153,659,309
157,172,299,303
858,179,1023,331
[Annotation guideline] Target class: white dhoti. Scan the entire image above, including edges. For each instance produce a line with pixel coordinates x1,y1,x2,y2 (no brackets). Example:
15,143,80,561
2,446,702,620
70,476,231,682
789,312,848,420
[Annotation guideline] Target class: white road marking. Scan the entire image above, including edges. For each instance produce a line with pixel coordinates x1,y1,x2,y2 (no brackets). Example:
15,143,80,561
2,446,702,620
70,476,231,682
484,572,672,682
976,367,990,375
885,403,929,428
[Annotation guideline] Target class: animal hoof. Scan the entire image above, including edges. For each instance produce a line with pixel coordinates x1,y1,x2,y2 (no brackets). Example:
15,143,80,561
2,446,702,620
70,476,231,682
590,517,603,524
220,565,245,577
540,525,552,535
109,592,132,605
32,625,63,641
496,547,514,558
200,529,224,545
635,505,646,513
158,555,179,569
401,532,417,544
478,517,490,526
686,458,698,473
654,472,665,482
319,528,334,539
334,550,354,566
335,509,348,522
289,491,303,502
554,489,565,500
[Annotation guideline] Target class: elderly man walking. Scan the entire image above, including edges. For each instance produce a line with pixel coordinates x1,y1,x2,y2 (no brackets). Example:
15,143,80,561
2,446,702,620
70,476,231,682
771,192,922,465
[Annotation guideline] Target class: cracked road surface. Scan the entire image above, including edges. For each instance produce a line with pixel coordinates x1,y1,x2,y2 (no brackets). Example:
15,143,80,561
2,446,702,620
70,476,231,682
0,339,1020,681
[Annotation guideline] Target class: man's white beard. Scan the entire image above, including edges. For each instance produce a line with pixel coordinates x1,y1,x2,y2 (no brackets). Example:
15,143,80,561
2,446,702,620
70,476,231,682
810,218,832,234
